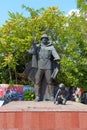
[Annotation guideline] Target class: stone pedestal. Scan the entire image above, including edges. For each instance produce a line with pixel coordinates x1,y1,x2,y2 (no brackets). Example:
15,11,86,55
0,101,87,130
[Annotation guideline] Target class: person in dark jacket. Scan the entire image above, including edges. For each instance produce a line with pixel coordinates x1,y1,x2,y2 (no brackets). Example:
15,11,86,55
54,83,68,105
26,34,60,101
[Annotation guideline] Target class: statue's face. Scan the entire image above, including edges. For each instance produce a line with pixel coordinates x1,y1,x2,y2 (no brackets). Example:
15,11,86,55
41,37,48,45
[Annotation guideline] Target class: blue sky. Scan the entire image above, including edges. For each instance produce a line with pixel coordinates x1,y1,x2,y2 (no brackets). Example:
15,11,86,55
0,0,77,27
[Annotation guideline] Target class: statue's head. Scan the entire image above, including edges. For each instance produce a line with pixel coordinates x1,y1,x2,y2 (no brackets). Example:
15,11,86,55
41,34,49,44
59,83,65,89
41,34,49,40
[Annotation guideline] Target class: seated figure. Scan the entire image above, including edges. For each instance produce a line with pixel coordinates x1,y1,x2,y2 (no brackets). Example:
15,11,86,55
54,83,68,105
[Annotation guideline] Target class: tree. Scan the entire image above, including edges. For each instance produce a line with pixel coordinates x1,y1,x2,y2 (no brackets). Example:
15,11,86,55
0,7,65,84
77,0,87,9
0,6,87,90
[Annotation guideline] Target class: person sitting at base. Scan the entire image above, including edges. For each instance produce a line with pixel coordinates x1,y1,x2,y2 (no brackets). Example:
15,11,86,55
73,87,83,102
54,83,68,105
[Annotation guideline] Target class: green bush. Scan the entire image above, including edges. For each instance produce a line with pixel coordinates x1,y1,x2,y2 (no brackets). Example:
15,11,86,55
24,90,35,101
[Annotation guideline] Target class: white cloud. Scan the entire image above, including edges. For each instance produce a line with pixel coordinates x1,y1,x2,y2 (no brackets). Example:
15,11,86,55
66,9,80,17
66,9,87,21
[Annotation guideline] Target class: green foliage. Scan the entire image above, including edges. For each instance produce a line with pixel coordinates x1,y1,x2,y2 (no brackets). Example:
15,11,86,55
24,90,35,101
77,0,87,10
0,5,87,89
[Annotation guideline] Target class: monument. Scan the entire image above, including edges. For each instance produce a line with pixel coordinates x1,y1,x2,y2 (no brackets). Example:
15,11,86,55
24,34,60,101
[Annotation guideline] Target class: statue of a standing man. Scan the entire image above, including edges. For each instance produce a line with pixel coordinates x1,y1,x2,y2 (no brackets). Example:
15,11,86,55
27,34,60,101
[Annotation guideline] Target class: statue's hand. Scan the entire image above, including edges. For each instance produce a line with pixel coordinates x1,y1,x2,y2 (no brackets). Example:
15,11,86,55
32,40,37,46
25,50,29,55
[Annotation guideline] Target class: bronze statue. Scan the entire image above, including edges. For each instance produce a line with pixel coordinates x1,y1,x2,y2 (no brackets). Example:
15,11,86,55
24,34,60,101
54,83,68,105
